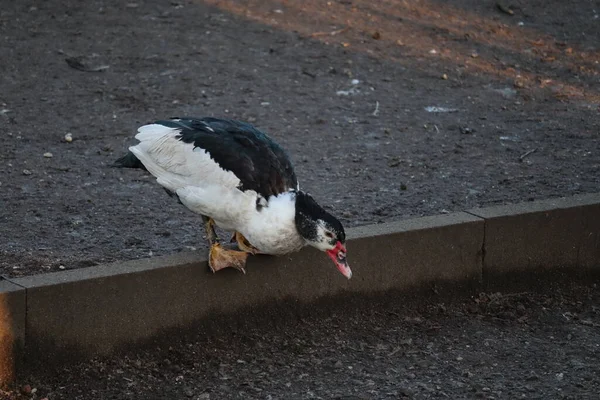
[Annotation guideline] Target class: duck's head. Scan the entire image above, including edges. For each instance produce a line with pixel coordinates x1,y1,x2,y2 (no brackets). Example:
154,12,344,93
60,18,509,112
294,191,351,279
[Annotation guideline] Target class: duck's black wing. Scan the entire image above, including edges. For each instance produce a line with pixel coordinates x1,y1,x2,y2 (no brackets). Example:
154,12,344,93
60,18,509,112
156,117,298,199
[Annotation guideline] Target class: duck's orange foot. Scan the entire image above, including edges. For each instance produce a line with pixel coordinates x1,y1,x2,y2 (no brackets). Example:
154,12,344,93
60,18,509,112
208,243,249,274
231,231,262,255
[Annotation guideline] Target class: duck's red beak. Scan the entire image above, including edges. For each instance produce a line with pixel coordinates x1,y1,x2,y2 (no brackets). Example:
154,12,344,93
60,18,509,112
326,241,352,279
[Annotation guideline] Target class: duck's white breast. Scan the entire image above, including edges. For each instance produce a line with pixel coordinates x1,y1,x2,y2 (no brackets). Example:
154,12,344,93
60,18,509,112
241,192,305,255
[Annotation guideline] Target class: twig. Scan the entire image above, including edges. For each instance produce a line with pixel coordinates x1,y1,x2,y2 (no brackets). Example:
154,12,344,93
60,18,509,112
309,27,348,38
65,57,109,72
496,2,514,15
388,347,402,357
519,148,537,161
301,69,316,78
372,101,380,116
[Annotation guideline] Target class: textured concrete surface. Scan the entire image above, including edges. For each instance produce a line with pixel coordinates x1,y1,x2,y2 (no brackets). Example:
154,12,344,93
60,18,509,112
0,280,26,385
468,193,600,280
346,211,484,292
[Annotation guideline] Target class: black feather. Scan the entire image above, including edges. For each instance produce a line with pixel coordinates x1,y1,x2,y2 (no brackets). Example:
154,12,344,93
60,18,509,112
113,151,146,170
156,117,298,198
295,191,346,243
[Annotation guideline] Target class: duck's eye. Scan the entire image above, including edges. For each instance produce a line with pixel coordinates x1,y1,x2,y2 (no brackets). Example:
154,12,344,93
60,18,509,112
325,231,334,239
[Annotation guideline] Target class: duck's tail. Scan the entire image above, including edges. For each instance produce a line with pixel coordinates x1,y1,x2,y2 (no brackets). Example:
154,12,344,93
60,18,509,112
112,151,146,170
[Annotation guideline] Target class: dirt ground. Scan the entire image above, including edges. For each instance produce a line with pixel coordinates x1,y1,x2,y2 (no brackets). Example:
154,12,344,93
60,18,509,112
1,0,599,276
2,278,599,399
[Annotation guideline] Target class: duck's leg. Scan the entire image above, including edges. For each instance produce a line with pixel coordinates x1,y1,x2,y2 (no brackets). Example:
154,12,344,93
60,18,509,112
230,231,262,255
202,216,249,274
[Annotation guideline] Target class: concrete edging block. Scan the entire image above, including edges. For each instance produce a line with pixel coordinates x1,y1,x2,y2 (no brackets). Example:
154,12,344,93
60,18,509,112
468,193,600,278
0,280,26,385
346,212,484,292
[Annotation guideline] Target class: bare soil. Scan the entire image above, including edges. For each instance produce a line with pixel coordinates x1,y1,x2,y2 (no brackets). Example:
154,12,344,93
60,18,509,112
1,0,599,276
3,279,600,399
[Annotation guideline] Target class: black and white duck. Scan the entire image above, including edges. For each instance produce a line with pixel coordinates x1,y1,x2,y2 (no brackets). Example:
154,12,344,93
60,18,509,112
115,117,351,279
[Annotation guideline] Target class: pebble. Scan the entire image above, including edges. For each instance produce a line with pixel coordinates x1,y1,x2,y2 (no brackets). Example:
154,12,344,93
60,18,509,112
43,152,53,158
20,384,32,395
65,133,73,142
22,169,32,175
198,394,210,400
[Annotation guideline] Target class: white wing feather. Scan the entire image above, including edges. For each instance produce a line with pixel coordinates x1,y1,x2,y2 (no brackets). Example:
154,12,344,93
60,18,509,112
129,124,240,193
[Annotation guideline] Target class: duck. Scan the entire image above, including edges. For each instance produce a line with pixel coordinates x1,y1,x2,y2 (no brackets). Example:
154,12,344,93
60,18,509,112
114,117,351,279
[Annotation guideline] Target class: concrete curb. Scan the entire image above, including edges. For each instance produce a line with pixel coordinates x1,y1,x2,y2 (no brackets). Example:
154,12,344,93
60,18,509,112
467,193,600,281
0,193,599,381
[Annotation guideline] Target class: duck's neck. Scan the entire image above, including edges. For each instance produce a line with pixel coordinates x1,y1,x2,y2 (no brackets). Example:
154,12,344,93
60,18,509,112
294,190,328,242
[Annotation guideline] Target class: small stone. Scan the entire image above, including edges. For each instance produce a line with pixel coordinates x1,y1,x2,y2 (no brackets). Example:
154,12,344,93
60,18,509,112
184,387,194,397
59,265,66,270
20,384,32,395
43,152,53,158
64,133,73,142
526,372,539,381
22,169,32,175
441,73,448,80
372,31,381,40
198,394,210,400
334,360,343,369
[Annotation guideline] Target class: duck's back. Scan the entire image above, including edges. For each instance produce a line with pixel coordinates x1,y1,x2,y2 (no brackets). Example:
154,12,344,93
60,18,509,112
118,117,298,198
